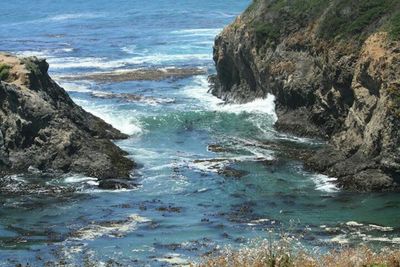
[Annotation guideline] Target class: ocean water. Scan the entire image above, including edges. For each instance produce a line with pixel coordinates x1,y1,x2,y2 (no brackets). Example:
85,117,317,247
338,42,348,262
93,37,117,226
0,0,399,265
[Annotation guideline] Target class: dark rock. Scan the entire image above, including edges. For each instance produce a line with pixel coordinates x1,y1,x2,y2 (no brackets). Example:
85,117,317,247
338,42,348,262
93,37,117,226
207,144,228,153
61,67,206,82
98,179,139,190
156,205,182,213
211,1,400,191
218,166,249,178
0,54,135,185
90,92,175,105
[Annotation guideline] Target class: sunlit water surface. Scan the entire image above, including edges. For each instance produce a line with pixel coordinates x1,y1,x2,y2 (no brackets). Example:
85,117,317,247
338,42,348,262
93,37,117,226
0,0,399,265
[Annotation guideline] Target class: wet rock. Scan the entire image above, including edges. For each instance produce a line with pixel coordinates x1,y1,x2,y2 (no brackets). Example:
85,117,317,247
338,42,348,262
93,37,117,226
98,179,139,190
70,214,150,240
62,67,206,82
207,144,228,153
91,92,175,105
0,54,135,185
0,176,74,196
0,130,9,167
217,167,249,178
156,206,182,213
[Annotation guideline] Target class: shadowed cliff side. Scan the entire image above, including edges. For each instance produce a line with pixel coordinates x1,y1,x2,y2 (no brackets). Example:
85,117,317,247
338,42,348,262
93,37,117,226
0,53,135,189
211,0,400,191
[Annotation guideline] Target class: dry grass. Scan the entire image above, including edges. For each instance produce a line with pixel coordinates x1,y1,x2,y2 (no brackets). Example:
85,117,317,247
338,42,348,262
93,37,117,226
196,238,400,267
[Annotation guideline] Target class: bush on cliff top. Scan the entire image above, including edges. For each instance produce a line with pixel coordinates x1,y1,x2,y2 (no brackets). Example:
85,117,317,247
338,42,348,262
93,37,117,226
249,0,325,47
0,64,11,82
247,0,400,43
389,12,400,40
318,0,395,40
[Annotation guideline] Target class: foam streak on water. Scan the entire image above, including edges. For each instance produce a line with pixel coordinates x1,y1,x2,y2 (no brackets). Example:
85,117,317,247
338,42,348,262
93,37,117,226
1,0,400,265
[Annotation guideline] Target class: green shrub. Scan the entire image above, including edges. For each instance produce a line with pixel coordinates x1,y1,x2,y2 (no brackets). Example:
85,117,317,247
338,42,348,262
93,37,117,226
0,63,11,81
389,12,400,40
253,21,280,46
318,0,394,40
248,0,326,45
267,0,325,13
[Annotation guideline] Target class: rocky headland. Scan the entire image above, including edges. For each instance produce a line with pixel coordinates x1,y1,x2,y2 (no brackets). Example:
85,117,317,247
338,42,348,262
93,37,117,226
0,53,135,189
211,0,400,191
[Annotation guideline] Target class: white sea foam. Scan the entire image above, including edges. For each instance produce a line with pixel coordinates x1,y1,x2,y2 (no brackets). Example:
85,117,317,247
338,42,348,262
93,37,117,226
16,50,52,58
64,175,97,183
58,81,93,93
156,254,189,266
330,234,350,244
121,45,138,54
48,12,104,22
367,224,394,232
346,221,364,227
46,53,210,70
310,174,339,193
215,96,277,119
189,158,230,173
124,53,210,65
16,47,74,60
6,12,104,27
275,132,325,144
74,99,143,135
329,233,400,245
211,11,238,18
171,28,221,36
70,214,150,241
47,57,126,70
184,76,278,119
60,48,74,53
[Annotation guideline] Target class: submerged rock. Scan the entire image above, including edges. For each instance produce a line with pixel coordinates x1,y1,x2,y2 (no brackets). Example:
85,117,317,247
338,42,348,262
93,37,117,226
0,53,135,186
212,1,400,191
98,179,139,190
91,91,175,105
207,144,229,153
218,167,249,179
62,67,206,82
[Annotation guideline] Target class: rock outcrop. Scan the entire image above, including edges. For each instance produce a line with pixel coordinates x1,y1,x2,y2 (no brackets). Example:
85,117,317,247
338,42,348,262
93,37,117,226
212,0,400,191
0,54,135,187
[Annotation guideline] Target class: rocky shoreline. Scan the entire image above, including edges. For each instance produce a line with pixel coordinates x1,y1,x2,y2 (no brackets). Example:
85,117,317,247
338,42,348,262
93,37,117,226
211,0,400,191
0,53,136,189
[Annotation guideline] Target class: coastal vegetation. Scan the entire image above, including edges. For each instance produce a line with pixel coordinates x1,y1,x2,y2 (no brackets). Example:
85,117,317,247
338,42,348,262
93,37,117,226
247,0,400,45
0,63,10,81
389,12,400,39
198,243,400,267
318,0,397,40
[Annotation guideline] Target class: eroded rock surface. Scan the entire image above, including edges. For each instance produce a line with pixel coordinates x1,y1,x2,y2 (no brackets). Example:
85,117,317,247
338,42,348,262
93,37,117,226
0,53,135,186
212,0,400,191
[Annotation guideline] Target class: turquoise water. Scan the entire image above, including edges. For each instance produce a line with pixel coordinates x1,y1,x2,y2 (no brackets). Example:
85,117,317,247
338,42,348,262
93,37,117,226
1,0,399,265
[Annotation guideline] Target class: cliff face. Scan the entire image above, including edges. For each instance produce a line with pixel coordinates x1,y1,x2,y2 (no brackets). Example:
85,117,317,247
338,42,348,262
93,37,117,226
0,54,135,188
212,0,400,191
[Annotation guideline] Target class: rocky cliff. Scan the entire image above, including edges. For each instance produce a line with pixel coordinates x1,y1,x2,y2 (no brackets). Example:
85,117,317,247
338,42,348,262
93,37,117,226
0,54,135,188
212,0,400,191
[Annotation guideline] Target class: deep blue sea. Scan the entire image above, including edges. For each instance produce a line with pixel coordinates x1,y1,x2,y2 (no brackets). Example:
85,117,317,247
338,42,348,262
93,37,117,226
0,0,399,266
